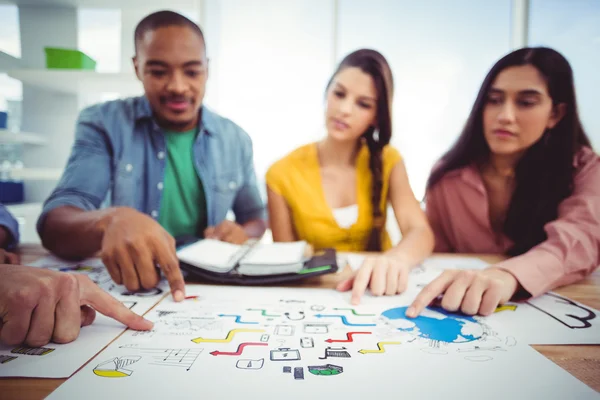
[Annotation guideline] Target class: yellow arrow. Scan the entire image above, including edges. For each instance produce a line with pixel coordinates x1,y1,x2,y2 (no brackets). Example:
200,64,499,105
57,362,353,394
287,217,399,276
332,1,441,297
494,304,518,313
191,328,265,344
358,341,402,354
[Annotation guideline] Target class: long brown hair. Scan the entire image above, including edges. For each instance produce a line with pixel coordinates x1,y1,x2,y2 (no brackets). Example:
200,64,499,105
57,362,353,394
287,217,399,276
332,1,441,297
426,47,592,256
327,49,394,251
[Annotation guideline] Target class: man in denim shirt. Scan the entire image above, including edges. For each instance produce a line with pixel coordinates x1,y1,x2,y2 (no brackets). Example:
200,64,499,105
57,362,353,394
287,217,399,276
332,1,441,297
0,204,19,263
37,11,267,301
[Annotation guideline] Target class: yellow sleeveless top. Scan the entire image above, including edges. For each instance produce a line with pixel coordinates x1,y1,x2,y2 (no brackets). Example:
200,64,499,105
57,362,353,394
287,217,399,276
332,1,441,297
266,142,402,252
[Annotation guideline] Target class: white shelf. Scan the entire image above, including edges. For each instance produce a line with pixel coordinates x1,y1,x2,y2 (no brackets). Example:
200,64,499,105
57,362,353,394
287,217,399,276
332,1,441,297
0,0,201,8
7,69,143,95
0,130,47,145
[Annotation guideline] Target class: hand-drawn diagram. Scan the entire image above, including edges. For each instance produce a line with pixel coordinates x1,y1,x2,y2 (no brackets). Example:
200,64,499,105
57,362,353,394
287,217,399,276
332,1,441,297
274,325,295,336
314,314,376,327
93,356,141,378
304,324,329,334
119,345,203,371
457,346,506,352
381,306,484,343
261,334,270,342
464,355,493,362
270,348,301,361
156,310,178,318
0,355,17,364
210,342,267,356
358,341,402,354
300,337,314,348
526,293,597,329
325,331,372,343
308,364,343,376
11,347,55,356
294,367,304,380
236,358,264,370
191,328,265,344
283,366,292,373
122,301,138,310
319,346,351,359
420,340,448,355
310,305,325,312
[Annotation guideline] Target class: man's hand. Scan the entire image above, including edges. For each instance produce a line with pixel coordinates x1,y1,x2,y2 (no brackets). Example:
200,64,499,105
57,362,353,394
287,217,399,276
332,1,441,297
204,221,249,244
0,249,19,264
0,265,153,347
99,207,185,301
336,254,413,305
407,268,519,318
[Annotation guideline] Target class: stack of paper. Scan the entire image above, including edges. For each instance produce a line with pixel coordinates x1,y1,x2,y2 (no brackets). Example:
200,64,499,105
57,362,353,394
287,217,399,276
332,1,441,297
237,241,309,275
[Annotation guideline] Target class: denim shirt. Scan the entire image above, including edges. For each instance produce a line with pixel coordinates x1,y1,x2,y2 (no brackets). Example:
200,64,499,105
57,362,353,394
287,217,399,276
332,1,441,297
0,204,19,250
37,96,266,236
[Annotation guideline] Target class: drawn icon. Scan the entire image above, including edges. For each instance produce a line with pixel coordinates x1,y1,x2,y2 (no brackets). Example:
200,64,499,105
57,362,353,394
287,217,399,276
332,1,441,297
311,305,325,312
314,314,376,327
279,299,305,304
505,336,517,347
122,301,137,310
93,356,141,378
527,293,597,329
358,341,402,354
283,366,292,373
210,342,267,356
304,324,329,334
308,364,343,376
260,334,270,342
11,347,55,356
300,337,314,348
0,355,17,364
236,358,264,370
319,346,351,359
465,355,493,362
294,367,304,380
270,347,301,361
191,328,264,344
325,331,372,343
119,346,203,371
285,311,305,321
274,325,295,336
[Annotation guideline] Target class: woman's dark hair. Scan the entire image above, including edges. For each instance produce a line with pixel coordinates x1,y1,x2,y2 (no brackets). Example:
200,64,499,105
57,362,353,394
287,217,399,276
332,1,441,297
327,49,394,251
426,47,591,256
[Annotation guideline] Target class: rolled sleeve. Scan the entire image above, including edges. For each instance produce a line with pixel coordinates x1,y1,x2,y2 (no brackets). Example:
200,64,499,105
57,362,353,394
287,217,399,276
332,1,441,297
0,204,20,250
37,106,112,236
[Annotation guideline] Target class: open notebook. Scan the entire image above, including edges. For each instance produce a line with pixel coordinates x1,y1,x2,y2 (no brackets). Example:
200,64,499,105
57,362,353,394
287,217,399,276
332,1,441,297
177,239,312,276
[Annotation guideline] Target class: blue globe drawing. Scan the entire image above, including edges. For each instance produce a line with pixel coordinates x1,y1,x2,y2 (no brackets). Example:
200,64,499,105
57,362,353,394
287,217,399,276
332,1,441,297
381,306,483,343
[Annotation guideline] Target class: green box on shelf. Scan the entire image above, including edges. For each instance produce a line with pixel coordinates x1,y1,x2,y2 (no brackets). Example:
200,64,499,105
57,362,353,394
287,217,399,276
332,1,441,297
44,47,97,70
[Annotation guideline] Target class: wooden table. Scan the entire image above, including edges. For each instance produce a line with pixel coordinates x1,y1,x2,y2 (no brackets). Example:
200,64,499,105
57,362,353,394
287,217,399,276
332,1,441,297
3,245,600,399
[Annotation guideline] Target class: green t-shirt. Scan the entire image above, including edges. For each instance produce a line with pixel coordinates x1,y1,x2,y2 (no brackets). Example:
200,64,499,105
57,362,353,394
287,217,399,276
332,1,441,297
158,128,207,238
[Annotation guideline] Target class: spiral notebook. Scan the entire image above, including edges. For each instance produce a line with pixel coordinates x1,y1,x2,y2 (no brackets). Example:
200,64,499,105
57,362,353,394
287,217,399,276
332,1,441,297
176,238,338,284
177,239,311,276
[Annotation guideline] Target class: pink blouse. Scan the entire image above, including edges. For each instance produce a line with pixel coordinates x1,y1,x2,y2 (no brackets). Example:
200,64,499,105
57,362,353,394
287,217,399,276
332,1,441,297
425,147,600,297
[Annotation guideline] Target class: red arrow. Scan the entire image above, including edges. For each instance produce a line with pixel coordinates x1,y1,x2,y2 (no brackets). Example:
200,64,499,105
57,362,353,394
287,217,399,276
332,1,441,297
325,331,372,343
210,342,267,356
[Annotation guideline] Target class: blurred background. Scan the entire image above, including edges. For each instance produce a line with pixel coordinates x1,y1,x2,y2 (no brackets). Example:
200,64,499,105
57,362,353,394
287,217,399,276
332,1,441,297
0,0,598,243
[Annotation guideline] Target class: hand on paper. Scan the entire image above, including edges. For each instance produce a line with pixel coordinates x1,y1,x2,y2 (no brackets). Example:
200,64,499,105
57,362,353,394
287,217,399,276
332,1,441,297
98,207,185,301
336,254,412,304
406,268,519,317
204,220,249,244
0,249,19,264
0,265,153,347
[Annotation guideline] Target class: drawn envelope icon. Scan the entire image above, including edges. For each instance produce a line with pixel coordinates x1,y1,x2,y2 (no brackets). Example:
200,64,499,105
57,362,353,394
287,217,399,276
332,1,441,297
236,358,264,370
270,348,301,361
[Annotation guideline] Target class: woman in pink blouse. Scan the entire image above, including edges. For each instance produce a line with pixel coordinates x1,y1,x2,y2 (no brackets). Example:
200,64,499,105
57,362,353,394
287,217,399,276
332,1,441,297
408,47,599,318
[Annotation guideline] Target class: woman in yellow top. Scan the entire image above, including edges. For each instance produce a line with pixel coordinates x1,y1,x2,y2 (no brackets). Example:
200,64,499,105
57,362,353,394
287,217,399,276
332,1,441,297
266,49,434,304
